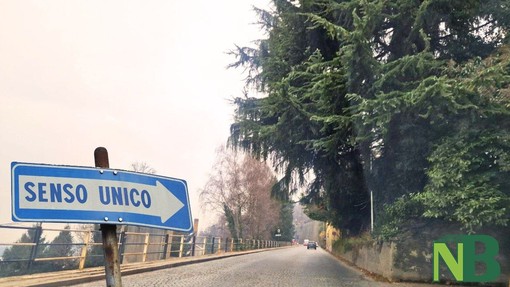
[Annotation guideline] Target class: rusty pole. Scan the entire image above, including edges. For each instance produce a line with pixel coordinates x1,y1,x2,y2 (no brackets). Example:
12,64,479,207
94,147,122,287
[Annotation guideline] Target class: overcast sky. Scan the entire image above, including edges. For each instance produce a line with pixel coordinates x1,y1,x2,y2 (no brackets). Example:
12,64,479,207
0,0,270,241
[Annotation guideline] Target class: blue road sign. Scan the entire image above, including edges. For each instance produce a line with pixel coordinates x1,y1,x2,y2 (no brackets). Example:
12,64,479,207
11,162,193,232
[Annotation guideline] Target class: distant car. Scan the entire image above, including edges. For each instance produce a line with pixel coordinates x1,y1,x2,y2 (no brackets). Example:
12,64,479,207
307,241,317,249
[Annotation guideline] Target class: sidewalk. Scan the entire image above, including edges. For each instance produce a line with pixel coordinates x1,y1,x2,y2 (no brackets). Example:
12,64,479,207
0,249,271,287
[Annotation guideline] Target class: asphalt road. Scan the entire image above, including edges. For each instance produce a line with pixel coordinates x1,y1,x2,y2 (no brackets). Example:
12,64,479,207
71,246,449,287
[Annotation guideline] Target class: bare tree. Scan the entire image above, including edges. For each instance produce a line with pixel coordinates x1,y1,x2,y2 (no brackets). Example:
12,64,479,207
199,217,230,238
131,162,156,174
242,156,280,239
200,146,280,240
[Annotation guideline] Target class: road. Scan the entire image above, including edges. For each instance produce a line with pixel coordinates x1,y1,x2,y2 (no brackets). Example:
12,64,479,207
72,246,447,287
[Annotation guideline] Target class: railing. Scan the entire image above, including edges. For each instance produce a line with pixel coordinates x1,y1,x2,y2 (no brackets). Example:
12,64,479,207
0,224,289,277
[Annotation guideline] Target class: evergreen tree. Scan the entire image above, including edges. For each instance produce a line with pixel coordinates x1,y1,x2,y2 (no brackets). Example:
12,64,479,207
274,202,295,241
84,226,104,268
1,224,46,275
230,0,370,235
41,225,76,271
230,0,510,237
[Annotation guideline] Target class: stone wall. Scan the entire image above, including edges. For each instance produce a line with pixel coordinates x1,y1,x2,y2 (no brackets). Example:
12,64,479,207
331,241,425,281
331,238,509,284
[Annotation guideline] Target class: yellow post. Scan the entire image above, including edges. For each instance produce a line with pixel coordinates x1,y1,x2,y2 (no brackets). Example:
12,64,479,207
78,230,91,269
142,233,150,262
179,236,184,257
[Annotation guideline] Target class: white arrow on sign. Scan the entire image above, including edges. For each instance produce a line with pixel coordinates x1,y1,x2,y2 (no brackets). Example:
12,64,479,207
17,175,185,223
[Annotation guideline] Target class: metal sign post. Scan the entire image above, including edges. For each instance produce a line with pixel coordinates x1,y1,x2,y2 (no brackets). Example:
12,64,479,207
370,191,374,233
95,147,122,287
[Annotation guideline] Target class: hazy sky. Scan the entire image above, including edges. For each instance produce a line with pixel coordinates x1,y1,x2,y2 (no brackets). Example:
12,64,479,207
0,0,270,240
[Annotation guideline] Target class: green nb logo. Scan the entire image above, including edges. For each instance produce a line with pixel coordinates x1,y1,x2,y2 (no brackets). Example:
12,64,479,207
433,235,500,282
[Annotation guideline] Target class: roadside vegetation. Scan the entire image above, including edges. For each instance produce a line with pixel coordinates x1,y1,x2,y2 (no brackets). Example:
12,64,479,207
1,224,77,276
200,146,294,241
229,0,510,242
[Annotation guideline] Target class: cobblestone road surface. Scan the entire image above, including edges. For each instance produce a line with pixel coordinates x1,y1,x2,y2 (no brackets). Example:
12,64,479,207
72,247,453,287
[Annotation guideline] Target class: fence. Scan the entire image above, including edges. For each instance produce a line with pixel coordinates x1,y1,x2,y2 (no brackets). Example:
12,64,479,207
0,224,289,277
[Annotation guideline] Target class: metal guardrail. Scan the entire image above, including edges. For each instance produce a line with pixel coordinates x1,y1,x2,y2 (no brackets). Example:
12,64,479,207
0,224,289,277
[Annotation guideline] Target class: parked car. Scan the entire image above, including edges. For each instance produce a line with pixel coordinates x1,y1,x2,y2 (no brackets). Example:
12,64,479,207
307,241,317,250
